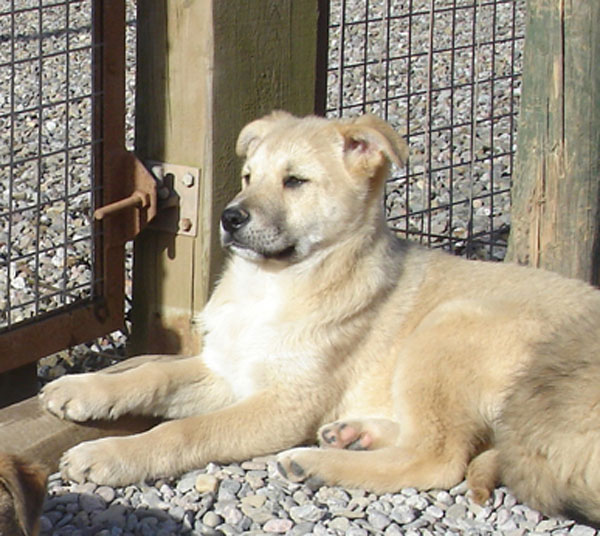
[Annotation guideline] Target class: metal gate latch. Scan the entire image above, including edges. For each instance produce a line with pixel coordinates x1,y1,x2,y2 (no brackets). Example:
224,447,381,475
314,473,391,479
93,153,159,244
94,190,151,221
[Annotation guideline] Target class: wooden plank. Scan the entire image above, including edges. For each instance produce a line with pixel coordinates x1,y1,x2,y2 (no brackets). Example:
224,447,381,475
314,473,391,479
506,0,600,283
130,1,320,355
0,397,158,472
0,357,169,469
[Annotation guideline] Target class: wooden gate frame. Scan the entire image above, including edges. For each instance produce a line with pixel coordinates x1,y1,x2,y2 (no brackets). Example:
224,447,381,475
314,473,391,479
0,0,155,375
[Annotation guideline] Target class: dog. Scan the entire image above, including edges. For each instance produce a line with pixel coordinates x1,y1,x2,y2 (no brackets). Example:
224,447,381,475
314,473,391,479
40,111,600,526
0,453,47,536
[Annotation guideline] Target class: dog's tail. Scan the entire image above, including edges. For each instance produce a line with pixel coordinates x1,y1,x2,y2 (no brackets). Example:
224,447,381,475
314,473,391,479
493,321,600,528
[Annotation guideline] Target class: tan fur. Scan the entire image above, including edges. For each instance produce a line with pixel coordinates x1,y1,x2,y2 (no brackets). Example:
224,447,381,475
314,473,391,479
40,112,600,525
0,453,48,536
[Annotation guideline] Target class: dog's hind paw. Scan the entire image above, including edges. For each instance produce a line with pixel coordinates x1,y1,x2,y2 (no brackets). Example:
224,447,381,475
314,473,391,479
318,418,400,450
276,448,324,489
318,421,372,450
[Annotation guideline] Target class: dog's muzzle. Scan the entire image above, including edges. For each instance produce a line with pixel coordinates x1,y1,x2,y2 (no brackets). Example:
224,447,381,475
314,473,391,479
221,206,250,233
220,204,297,261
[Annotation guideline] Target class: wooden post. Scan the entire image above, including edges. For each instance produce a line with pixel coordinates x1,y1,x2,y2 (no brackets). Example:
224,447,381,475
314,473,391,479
130,1,320,355
506,0,600,284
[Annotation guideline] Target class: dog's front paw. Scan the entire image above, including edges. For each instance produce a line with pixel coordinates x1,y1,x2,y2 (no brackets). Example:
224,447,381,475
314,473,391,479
40,374,114,422
60,437,146,486
276,448,325,487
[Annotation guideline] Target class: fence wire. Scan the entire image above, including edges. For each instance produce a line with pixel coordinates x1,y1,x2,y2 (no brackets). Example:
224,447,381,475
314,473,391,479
0,0,97,330
326,0,525,260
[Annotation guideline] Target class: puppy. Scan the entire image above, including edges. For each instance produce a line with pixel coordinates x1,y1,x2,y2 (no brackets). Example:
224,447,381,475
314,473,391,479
0,453,47,536
40,112,600,526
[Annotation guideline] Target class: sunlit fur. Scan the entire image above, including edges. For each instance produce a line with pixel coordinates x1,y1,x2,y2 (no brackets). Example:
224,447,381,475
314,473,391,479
41,112,600,526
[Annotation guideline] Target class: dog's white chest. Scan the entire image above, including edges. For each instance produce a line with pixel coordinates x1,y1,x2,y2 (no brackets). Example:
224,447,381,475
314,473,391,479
201,274,296,399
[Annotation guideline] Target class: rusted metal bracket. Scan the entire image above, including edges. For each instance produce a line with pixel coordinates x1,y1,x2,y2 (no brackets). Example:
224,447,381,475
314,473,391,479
93,156,199,242
94,152,158,244
146,161,200,237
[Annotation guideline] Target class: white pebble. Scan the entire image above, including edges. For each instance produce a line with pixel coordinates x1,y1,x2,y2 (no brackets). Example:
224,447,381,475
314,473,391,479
391,504,416,524
289,504,326,523
368,510,391,530
328,516,351,532
405,495,429,510
263,518,293,533
195,473,219,494
95,486,115,503
202,511,222,528
425,505,444,519
571,526,597,536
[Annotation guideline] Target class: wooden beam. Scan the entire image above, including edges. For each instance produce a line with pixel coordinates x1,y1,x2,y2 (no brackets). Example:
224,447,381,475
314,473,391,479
0,357,172,470
506,0,600,283
0,397,158,472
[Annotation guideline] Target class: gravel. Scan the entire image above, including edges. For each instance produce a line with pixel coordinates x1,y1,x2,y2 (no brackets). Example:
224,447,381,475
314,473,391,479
3,0,597,535
41,461,593,535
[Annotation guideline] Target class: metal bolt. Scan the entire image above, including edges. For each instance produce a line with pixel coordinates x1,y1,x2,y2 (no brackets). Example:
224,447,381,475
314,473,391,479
182,172,195,187
158,186,171,200
180,218,193,232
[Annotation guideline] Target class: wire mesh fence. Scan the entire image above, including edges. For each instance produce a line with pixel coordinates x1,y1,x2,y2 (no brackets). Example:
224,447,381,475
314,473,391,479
1,0,524,335
325,0,525,260
0,0,97,330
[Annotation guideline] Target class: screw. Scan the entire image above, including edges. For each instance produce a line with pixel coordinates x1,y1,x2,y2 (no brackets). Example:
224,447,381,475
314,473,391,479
182,172,195,187
180,218,193,232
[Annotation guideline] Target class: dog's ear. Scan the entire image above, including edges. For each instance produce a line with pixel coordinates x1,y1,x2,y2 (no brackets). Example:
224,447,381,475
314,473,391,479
337,115,408,177
236,110,294,158
0,454,48,536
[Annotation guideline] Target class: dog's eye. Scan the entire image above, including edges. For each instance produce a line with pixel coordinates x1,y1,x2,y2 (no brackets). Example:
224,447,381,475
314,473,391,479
242,174,250,186
283,176,308,189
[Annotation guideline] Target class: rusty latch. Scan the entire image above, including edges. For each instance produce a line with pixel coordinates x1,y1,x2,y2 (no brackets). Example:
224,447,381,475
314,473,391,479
94,153,158,245
94,154,200,242
94,190,151,221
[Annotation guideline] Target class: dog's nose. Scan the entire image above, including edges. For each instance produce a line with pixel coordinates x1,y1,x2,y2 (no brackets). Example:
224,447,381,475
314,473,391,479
221,206,250,233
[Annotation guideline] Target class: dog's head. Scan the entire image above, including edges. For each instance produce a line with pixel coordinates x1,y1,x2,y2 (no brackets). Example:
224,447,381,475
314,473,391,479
221,112,408,264
0,454,48,536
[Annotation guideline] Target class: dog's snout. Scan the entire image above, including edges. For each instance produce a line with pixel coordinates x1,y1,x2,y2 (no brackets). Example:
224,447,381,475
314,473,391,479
221,206,250,233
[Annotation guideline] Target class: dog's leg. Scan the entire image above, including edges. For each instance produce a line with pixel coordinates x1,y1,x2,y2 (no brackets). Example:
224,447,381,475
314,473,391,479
277,442,468,493
279,300,514,493
40,355,235,421
318,418,400,450
466,448,500,504
58,389,323,486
